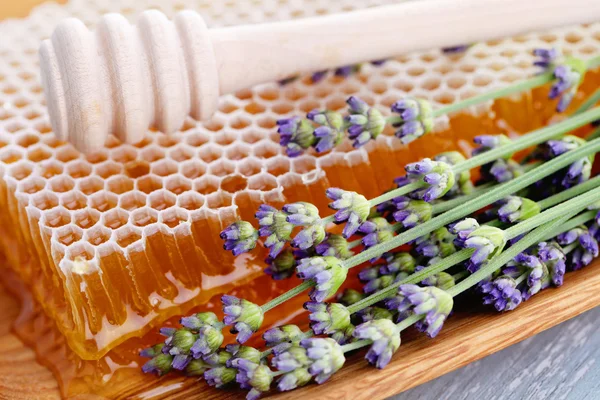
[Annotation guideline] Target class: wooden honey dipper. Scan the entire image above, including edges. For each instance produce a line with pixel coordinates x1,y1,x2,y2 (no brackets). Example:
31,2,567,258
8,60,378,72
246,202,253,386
39,0,600,152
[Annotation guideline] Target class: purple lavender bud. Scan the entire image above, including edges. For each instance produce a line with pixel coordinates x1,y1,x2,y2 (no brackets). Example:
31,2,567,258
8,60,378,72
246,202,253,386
190,325,224,358
395,284,454,338
496,196,540,223
311,70,328,83
392,196,432,228
533,48,559,69
277,117,316,157
141,353,174,376
413,227,456,258
442,44,472,54
464,226,506,268
315,234,353,259
263,324,304,355
353,319,401,369
472,134,512,157
300,338,345,384
204,366,237,388
537,241,566,287
480,276,522,311
220,221,259,256
416,263,456,290
272,346,312,391
505,253,549,300
448,218,480,247
229,358,273,400
358,217,395,260
307,109,345,153
326,188,371,238
345,96,386,147
406,159,456,202
334,64,360,77
357,306,395,323
256,204,293,258
222,295,264,344
296,256,348,302
380,252,417,275
557,227,599,270
305,302,351,335
337,288,366,306
265,249,296,280
390,97,434,144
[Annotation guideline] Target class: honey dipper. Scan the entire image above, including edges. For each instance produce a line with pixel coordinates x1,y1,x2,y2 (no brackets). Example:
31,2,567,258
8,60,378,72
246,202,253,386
39,0,600,152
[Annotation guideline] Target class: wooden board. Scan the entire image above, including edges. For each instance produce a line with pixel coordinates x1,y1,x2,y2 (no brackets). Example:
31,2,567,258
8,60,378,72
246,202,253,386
1,259,600,399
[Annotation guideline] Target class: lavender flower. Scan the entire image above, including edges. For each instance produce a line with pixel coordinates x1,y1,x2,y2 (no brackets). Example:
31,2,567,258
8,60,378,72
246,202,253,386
277,117,316,157
390,97,434,143
345,96,386,147
222,295,265,343
305,302,351,335
337,288,366,306
230,359,273,400
464,226,506,268
389,284,453,338
296,256,348,302
220,221,259,256
557,227,599,270
504,253,549,300
357,306,395,323
360,267,396,295
496,196,540,223
472,134,512,157
392,197,432,228
405,159,456,202
358,217,395,257
353,319,401,369
225,344,262,367
204,366,237,388
480,276,522,311
330,324,356,345
534,48,586,112
540,136,592,188
380,252,417,276
537,241,567,286
283,202,326,250
301,338,345,384
311,70,328,83
487,158,523,183
141,353,174,376
256,204,293,258
413,227,457,258
272,346,312,391
417,263,456,290
184,358,211,376
180,311,220,331
334,64,360,77
326,188,371,238
434,151,474,196
190,325,224,358
448,218,480,247
265,249,296,280
263,324,304,355
315,234,353,259
442,44,473,54
307,109,345,153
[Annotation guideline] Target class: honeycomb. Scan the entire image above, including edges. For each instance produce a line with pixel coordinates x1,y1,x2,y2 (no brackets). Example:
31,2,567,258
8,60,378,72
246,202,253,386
2,0,600,365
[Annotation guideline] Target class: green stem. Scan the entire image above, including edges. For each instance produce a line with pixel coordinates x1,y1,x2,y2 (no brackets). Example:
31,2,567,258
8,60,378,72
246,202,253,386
504,186,600,239
430,183,494,214
448,214,574,297
261,281,313,313
345,137,600,268
452,270,470,281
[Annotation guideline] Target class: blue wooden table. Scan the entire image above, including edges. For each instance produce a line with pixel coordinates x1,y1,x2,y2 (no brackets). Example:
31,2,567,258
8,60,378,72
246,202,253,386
393,306,600,400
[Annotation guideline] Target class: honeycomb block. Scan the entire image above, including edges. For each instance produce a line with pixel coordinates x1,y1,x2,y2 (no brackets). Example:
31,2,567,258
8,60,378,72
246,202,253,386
1,0,600,362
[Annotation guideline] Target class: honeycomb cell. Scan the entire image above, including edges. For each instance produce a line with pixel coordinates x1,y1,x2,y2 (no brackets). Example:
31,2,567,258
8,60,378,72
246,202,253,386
137,175,163,194
147,190,176,211
9,161,33,180
110,147,138,164
102,208,130,230
114,226,142,248
39,161,63,179
27,145,52,162
124,160,151,178
85,225,112,246
207,159,235,177
66,161,93,178
55,146,80,163
89,191,118,212
131,207,158,227
61,190,88,211
32,191,59,211
151,159,178,177
55,225,84,246
198,144,223,163
169,145,194,162
164,175,192,194
95,161,122,179
120,192,147,211
43,206,71,228
177,191,205,211
140,146,165,162
0,147,23,164
16,133,39,148
18,176,46,194
73,209,100,229
106,176,134,195
180,159,206,179
78,176,104,195
160,208,188,228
